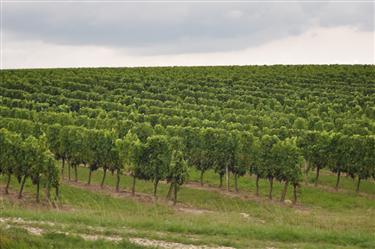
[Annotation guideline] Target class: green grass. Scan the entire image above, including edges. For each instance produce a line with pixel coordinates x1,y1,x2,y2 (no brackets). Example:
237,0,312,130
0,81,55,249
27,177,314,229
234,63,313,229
306,171,375,195
0,166,374,249
0,226,151,249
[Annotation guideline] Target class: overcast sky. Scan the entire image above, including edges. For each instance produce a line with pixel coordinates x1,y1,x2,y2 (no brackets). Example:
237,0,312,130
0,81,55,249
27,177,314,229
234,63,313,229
1,0,374,69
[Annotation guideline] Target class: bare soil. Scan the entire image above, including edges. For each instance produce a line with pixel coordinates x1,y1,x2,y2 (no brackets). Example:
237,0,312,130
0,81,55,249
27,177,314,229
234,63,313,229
129,237,235,249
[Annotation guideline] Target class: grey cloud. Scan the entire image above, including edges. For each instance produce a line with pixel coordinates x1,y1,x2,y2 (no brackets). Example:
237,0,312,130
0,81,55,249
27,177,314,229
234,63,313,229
4,2,374,55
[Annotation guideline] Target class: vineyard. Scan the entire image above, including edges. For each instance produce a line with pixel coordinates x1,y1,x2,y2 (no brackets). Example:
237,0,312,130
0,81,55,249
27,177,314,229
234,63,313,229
0,65,375,249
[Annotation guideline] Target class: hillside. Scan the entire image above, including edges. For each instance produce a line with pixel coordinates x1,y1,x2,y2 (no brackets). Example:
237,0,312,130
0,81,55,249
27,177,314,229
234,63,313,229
0,65,374,249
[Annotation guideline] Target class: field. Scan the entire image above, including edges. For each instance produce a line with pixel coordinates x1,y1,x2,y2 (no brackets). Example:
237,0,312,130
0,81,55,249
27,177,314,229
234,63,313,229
0,65,374,248
1,165,375,249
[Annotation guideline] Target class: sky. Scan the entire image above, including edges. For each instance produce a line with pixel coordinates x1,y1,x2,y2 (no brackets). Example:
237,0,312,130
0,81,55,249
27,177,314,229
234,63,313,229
1,0,374,69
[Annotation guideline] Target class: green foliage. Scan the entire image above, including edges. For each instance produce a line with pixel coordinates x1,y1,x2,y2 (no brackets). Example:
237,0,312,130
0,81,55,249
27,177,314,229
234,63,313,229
271,138,303,184
256,134,280,179
168,150,188,186
0,128,59,200
0,65,374,199
116,130,146,192
144,135,172,196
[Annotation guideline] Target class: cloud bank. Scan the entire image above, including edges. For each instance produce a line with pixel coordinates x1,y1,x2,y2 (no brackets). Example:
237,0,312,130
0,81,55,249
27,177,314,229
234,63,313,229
2,1,374,68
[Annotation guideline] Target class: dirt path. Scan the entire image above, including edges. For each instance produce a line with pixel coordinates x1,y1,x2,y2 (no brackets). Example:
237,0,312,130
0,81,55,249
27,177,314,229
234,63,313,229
129,237,235,249
0,216,236,249
0,216,123,242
